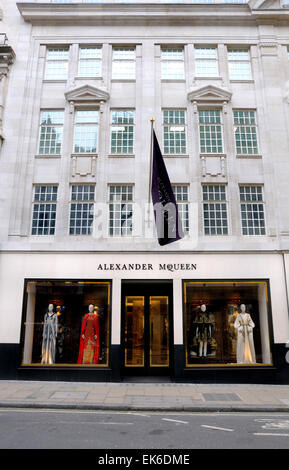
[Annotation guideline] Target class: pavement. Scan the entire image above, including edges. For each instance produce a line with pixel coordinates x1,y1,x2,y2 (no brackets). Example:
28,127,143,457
1,379,289,412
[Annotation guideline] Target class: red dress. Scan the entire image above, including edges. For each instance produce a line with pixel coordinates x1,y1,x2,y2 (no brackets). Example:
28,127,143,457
77,313,100,364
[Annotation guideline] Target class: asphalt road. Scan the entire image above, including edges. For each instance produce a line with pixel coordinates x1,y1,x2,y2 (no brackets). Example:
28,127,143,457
1,409,289,450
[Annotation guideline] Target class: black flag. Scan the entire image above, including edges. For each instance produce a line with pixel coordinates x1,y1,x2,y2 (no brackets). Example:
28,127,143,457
151,131,184,246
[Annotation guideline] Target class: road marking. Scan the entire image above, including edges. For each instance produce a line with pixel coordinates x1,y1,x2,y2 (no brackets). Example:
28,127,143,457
201,425,234,432
162,418,188,425
255,419,289,430
58,421,135,426
253,433,289,437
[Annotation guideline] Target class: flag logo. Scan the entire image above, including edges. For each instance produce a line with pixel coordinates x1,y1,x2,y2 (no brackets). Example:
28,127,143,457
151,130,184,246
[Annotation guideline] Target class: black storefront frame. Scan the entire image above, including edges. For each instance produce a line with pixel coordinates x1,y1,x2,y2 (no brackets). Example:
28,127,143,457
1,275,289,383
176,278,279,383
120,279,174,379
17,278,114,382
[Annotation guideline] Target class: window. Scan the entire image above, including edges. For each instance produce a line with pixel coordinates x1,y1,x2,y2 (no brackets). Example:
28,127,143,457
161,47,184,79
199,109,223,153
112,47,135,79
31,185,58,236
228,48,252,80
195,47,218,77
44,47,69,80
163,109,186,154
38,110,64,155
21,280,111,367
73,110,99,153
233,110,258,155
202,184,228,235
109,185,133,236
110,110,134,154
240,185,266,235
183,280,272,367
172,185,189,234
69,185,95,235
78,47,102,77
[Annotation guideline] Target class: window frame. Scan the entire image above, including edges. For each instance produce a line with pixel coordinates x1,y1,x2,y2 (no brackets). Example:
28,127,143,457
38,110,64,156
78,46,102,78
44,46,69,81
69,184,95,236
73,109,99,154
227,47,252,81
108,184,134,237
110,109,135,155
194,46,219,78
233,109,259,156
202,184,229,236
239,185,266,236
162,109,187,155
111,47,136,80
20,278,112,368
31,185,58,236
161,47,185,80
198,109,224,154
182,279,274,368
172,184,190,235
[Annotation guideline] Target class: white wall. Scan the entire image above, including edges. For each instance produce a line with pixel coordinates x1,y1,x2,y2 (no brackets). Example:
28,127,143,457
0,251,288,345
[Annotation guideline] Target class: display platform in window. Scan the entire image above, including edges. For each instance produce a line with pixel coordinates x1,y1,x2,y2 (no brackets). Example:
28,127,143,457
184,280,273,367
21,280,111,367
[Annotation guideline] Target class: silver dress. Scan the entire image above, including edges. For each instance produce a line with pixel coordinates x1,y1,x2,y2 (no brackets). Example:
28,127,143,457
41,312,58,364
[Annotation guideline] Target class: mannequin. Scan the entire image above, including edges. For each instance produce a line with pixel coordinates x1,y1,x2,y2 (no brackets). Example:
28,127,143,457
77,304,100,365
234,304,256,364
195,305,212,358
41,304,58,365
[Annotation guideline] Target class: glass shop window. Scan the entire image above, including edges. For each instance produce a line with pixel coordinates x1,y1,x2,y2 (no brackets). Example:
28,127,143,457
21,280,111,367
183,281,272,367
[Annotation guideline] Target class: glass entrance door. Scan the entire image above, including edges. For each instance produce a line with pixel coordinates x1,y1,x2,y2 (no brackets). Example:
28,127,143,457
124,296,145,367
122,283,172,375
149,296,169,367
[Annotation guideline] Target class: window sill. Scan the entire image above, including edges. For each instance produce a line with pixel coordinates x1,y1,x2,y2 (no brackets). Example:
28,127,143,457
161,79,186,83
230,80,254,83
71,153,98,158
236,154,262,159
241,234,267,237
194,76,221,80
111,79,136,83
35,154,61,159
75,76,103,80
163,154,189,158
42,79,67,83
108,154,135,158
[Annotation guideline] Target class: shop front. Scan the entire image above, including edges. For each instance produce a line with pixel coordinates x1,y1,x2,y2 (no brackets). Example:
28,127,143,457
0,252,288,383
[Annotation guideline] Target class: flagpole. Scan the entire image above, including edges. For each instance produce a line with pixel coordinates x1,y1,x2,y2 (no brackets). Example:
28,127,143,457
148,118,154,206
147,118,154,228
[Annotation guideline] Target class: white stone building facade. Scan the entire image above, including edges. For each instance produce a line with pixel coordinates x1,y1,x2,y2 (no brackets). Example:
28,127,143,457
0,0,289,382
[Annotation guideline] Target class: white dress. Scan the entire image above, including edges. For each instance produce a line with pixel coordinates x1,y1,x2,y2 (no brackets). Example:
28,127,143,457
234,313,256,364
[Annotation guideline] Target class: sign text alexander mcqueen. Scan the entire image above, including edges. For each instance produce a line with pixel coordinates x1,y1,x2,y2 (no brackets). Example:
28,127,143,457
96,263,197,272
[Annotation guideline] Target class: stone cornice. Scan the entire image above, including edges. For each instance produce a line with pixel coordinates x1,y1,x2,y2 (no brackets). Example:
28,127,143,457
16,2,256,24
16,2,289,25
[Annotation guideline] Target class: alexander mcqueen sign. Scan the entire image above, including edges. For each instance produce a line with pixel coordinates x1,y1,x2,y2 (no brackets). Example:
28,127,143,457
96,263,197,272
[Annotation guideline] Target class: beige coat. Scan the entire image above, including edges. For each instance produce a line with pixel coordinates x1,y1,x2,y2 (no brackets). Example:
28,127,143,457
234,313,256,364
